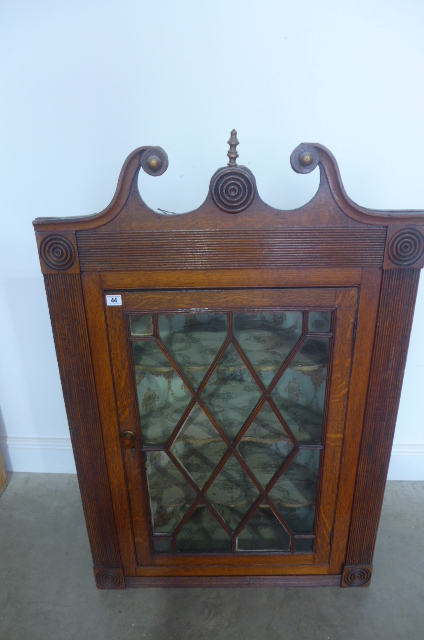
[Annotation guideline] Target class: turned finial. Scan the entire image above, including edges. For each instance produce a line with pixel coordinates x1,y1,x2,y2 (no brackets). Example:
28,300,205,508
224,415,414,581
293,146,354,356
227,129,239,167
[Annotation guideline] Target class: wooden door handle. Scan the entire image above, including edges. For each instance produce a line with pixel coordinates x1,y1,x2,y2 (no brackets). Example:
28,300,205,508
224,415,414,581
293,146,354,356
120,431,136,449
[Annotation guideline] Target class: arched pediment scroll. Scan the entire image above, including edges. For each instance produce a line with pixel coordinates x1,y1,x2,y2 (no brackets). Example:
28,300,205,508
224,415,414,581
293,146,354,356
33,145,169,232
290,143,424,225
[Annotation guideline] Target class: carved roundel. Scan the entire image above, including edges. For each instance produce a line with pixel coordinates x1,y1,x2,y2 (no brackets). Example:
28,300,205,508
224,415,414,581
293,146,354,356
290,143,319,174
388,228,424,267
140,146,169,176
343,566,372,587
211,168,255,214
40,234,76,271
95,568,125,589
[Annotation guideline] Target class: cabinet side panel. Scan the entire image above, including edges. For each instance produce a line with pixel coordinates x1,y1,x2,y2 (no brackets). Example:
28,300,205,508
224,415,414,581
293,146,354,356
0,448,7,496
346,269,420,566
44,274,121,569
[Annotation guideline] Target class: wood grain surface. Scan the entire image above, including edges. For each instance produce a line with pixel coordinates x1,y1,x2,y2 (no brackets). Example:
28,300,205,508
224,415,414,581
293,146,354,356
0,449,7,497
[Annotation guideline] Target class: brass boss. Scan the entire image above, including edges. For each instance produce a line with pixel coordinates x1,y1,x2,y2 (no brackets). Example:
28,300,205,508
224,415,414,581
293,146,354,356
299,151,313,167
146,155,162,171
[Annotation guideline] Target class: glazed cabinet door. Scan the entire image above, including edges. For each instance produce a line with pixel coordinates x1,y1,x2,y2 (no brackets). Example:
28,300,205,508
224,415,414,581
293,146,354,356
102,287,357,578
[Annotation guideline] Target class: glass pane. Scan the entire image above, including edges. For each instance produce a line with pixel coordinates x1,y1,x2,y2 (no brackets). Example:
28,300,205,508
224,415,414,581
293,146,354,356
271,338,329,443
308,312,331,333
237,503,291,551
295,538,314,552
131,308,333,555
145,451,196,534
158,313,228,388
237,403,294,488
153,537,173,553
201,343,262,441
234,312,302,387
268,449,320,534
130,314,153,336
132,341,192,444
176,505,231,553
170,405,228,489
206,455,259,531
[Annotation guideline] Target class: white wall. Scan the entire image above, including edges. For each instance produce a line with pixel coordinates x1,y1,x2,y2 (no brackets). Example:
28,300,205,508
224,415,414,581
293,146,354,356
0,0,423,478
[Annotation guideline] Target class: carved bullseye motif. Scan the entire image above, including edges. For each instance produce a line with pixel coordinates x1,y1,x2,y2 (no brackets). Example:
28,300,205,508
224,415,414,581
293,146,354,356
388,228,424,266
95,568,125,589
343,566,372,587
211,168,255,214
40,234,76,271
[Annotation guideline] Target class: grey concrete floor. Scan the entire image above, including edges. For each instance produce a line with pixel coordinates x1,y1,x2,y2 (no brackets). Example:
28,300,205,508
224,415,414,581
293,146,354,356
0,474,423,640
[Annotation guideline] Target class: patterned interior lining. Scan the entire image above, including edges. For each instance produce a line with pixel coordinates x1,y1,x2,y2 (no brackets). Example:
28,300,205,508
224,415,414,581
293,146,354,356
131,310,331,554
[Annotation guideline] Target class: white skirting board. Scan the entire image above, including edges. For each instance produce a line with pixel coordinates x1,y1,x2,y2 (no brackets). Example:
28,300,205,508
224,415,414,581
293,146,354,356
387,445,424,481
0,437,76,474
0,437,424,479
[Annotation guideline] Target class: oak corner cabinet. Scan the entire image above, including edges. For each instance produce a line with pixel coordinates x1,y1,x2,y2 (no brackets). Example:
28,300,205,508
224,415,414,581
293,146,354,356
34,132,424,590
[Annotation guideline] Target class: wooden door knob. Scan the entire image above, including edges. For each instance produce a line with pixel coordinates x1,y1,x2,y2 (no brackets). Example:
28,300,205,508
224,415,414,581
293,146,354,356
120,431,136,449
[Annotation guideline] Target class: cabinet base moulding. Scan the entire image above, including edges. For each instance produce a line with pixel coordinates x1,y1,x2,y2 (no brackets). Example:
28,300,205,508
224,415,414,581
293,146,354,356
124,575,341,589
